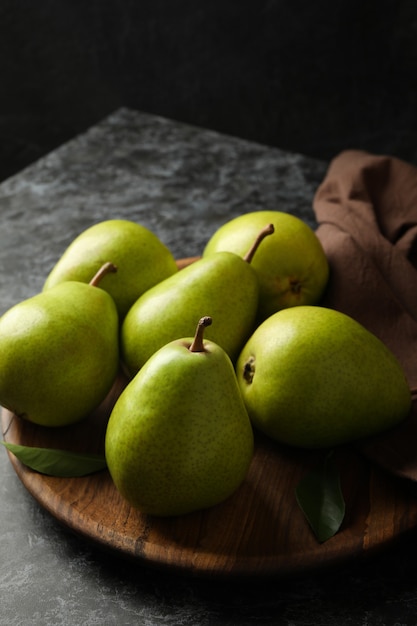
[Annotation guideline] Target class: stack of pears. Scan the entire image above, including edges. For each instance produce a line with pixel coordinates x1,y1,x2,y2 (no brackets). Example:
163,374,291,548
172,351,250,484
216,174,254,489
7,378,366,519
0,218,179,427
0,211,412,518
120,222,275,374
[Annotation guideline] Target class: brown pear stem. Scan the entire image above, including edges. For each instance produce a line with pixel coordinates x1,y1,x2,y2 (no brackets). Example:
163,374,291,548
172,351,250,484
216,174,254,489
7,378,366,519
243,223,275,263
189,316,212,352
89,262,118,287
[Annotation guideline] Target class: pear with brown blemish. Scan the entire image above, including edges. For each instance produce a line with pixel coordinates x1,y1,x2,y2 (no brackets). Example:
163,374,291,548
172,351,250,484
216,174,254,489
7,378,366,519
203,211,329,321
236,305,411,449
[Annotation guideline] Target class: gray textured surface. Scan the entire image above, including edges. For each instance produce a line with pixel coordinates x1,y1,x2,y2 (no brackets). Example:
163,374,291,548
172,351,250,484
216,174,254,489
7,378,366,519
1,108,417,625
0,108,325,315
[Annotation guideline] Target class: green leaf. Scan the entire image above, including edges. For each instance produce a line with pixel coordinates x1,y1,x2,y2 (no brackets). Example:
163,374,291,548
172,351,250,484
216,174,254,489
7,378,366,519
1,441,107,477
295,451,346,543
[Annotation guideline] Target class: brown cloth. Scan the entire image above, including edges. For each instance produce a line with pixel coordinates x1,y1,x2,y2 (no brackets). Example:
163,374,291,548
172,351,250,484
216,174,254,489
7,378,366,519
313,149,417,480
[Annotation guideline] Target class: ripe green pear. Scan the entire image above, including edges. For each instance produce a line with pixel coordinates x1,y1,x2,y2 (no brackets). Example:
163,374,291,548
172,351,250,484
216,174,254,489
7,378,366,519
236,306,411,449
121,224,274,376
0,264,120,427
203,211,329,321
43,219,178,319
105,317,254,516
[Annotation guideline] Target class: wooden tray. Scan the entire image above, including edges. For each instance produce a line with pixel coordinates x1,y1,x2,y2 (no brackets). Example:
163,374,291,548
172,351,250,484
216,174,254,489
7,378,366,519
3,257,417,579
4,376,417,580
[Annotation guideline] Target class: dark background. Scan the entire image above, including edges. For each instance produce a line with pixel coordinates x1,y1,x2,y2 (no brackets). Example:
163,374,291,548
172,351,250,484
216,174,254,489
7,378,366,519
1,0,417,182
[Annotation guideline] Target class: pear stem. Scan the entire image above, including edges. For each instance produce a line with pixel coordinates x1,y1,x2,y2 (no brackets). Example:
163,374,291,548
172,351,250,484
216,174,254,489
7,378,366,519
189,316,212,353
89,262,118,287
243,223,275,263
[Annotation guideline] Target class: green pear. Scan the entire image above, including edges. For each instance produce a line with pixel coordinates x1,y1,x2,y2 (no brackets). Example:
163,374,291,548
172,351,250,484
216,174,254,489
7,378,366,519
43,219,178,319
0,263,120,427
105,316,254,516
203,211,329,321
121,224,274,376
236,306,411,449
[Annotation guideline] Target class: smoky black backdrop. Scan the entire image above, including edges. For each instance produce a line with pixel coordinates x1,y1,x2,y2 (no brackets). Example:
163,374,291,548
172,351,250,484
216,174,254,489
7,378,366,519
1,0,416,181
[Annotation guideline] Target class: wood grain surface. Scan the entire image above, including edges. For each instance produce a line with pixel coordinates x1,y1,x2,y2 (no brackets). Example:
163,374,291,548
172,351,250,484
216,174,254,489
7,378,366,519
3,374,417,579
2,257,417,579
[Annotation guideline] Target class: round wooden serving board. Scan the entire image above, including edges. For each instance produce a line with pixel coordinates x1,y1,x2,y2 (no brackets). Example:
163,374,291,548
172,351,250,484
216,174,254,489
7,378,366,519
2,256,417,579
3,378,417,580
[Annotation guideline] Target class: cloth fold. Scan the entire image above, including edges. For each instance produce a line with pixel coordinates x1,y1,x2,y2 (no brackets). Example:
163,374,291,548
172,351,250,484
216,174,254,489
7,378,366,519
312,150,417,480
314,149,417,387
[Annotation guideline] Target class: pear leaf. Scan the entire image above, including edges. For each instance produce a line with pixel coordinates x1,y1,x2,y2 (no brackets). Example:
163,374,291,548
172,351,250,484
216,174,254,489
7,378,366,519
1,441,107,477
295,452,345,543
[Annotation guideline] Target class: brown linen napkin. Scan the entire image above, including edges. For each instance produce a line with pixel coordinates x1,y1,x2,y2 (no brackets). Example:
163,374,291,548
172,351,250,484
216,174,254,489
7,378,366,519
313,149,417,480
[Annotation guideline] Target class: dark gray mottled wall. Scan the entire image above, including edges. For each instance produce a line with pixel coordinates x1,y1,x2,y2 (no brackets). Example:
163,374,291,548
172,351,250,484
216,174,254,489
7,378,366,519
1,0,417,181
